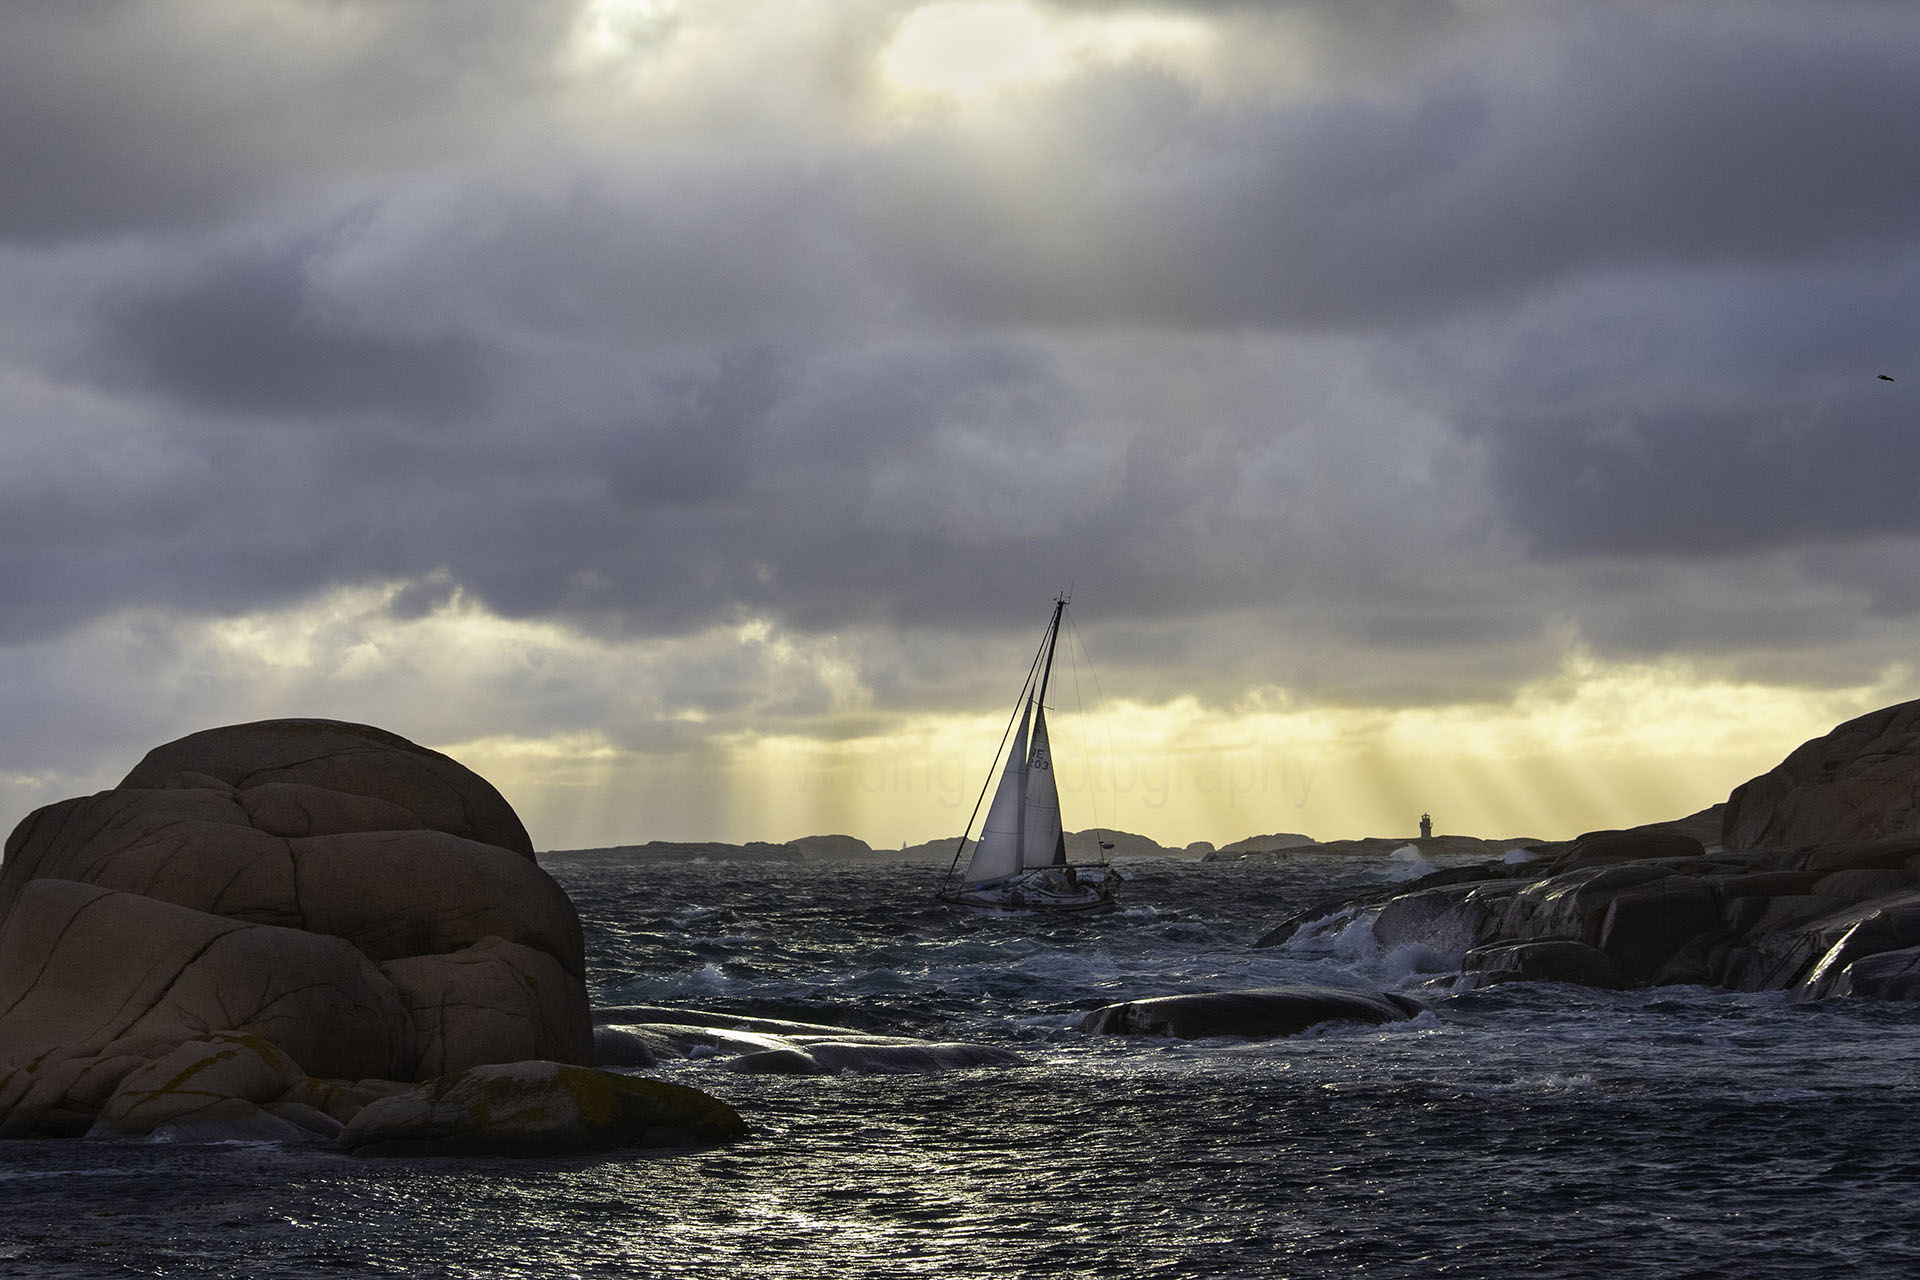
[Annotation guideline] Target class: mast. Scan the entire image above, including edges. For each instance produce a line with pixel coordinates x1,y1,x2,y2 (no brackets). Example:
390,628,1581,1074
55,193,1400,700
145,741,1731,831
1025,595,1070,868
1034,595,1067,714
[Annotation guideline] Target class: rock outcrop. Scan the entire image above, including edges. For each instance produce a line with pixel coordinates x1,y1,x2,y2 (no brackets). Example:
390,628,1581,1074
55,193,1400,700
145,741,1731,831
1723,702,1920,851
0,719,606,1142
1255,700,1920,1003
1079,987,1424,1039
338,1061,747,1157
1321,839,1920,999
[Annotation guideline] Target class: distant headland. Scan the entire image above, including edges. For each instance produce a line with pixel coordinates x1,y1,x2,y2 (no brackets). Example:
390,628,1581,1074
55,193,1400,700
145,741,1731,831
541,827,1571,864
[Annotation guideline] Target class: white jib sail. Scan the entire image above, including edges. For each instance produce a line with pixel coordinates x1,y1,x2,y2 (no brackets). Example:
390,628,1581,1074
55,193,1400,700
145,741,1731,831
1021,704,1064,869
965,701,1031,885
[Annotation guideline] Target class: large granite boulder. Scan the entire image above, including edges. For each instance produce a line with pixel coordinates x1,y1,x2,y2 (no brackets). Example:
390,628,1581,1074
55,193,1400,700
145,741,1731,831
1723,700,1920,851
0,720,597,1141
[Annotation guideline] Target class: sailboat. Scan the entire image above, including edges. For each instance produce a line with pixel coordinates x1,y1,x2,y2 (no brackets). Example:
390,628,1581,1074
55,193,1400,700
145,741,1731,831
938,595,1119,913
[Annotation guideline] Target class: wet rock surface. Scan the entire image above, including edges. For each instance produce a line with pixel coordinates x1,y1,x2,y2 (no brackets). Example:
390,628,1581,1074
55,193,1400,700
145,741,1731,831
1079,986,1425,1039
1463,940,1627,989
338,1061,747,1157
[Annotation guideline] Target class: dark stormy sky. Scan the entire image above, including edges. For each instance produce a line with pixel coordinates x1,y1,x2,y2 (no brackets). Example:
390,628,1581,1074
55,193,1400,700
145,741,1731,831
4,0,1918,849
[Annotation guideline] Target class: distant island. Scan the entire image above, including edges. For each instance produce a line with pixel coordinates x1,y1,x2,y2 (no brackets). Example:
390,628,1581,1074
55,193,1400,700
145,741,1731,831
541,827,1572,864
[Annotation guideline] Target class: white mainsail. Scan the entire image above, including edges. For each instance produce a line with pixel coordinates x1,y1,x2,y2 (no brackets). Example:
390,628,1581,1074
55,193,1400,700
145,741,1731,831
1021,704,1065,869
964,701,1032,885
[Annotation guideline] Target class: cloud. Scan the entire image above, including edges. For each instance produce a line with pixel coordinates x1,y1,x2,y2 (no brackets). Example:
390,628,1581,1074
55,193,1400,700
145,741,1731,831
95,240,491,420
5,0,1920,843
866,4,1920,330
1427,257,1920,560
0,1,571,243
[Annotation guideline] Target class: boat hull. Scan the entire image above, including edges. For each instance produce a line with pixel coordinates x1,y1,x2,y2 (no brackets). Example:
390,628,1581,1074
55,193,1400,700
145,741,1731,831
939,866,1119,913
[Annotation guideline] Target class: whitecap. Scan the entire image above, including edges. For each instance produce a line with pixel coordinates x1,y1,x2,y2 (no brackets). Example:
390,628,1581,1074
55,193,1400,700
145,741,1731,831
666,962,736,994
1384,843,1438,881
1285,906,1378,960
1377,940,1456,983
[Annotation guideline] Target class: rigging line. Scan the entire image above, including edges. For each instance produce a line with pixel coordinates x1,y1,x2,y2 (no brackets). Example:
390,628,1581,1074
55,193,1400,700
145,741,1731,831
941,609,1055,891
1065,618,1104,860
1065,609,1115,858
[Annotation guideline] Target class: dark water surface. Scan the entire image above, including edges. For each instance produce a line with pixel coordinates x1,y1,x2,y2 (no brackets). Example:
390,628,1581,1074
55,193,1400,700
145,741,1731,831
6,856,1920,1278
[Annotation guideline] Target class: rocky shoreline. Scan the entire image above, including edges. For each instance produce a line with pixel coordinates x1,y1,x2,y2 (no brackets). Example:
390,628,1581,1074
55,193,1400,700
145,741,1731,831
1257,701,1920,1001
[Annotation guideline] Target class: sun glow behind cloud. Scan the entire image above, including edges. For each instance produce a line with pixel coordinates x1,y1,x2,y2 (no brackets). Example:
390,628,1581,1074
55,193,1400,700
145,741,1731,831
883,2,1063,96
878,1,1211,103
569,0,680,69
710,660,1901,850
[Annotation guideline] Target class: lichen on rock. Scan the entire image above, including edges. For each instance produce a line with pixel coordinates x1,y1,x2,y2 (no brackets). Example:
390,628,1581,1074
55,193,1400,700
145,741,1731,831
89,1033,313,1140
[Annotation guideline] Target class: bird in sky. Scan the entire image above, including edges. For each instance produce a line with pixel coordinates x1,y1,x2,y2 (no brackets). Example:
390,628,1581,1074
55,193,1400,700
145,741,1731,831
1879,374,1896,381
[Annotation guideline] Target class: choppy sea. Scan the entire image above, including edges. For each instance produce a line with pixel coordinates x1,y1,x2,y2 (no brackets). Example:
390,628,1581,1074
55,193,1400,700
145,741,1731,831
6,854,1920,1278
